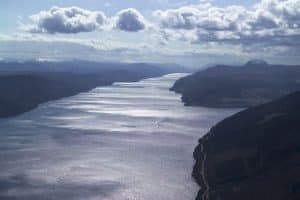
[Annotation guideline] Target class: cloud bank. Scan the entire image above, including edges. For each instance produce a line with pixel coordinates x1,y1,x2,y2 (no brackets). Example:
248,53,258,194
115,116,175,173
154,0,300,49
17,1,300,60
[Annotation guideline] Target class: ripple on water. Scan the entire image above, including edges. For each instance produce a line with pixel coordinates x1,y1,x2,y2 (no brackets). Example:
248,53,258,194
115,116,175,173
0,73,238,200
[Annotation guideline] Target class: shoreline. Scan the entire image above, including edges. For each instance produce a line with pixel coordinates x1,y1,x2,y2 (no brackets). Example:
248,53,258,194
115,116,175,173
0,74,166,119
0,82,113,119
192,136,210,200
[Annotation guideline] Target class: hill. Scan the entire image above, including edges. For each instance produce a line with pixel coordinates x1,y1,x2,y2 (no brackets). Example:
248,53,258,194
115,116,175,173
0,61,187,118
193,91,300,200
171,61,300,108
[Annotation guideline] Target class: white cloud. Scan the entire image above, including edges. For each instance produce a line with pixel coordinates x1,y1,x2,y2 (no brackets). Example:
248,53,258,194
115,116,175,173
153,4,211,30
13,1,300,62
22,6,107,34
153,0,300,51
258,0,300,28
22,7,150,34
114,8,148,32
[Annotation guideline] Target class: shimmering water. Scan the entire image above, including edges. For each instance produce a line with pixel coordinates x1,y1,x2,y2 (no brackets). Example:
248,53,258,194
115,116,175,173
0,74,237,200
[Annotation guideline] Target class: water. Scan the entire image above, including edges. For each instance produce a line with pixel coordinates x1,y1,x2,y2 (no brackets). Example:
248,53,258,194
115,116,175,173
0,74,238,200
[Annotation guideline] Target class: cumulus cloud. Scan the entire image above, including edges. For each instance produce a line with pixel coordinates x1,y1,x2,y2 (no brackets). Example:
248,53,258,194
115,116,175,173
153,3,211,30
153,0,300,51
23,6,106,34
259,0,300,28
17,1,300,57
114,8,148,32
22,7,149,34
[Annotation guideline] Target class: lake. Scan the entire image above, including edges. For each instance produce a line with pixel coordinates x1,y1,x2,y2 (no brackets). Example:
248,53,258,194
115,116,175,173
0,73,237,200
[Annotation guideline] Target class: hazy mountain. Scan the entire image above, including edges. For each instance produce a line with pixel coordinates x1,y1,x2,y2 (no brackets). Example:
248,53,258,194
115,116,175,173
171,60,300,108
0,61,188,118
0,60,188,75
193,91,300,200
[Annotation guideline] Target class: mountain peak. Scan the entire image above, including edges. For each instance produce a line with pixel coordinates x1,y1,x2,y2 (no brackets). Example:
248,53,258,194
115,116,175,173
246,59,268,66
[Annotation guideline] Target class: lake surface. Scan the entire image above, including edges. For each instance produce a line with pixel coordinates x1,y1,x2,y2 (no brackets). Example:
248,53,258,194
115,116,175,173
0,74,238,200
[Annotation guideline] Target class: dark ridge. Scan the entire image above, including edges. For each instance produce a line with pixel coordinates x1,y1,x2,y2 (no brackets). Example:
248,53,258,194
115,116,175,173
171,61,300,108
245,59,268,66
193,91,300,200
0,61,188,118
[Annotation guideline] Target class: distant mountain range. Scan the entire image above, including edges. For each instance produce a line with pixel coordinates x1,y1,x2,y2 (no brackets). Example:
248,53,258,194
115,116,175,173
0,60,189,75
193,91,300,200
0,60,188,118
171,60,300,108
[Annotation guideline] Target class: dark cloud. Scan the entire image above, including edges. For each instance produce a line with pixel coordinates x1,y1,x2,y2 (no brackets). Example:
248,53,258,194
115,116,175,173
25,6,106,34
115,8,147,32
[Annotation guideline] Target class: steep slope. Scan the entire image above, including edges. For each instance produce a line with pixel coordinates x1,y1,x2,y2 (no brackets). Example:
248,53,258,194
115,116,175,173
193,91,300,200
171,61,300,108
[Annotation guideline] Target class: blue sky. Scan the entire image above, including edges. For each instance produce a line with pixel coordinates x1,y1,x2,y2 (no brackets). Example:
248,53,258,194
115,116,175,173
0,0,299,67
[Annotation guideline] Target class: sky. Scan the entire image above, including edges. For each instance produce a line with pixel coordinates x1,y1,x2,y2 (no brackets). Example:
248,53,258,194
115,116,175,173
0,0,299,67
